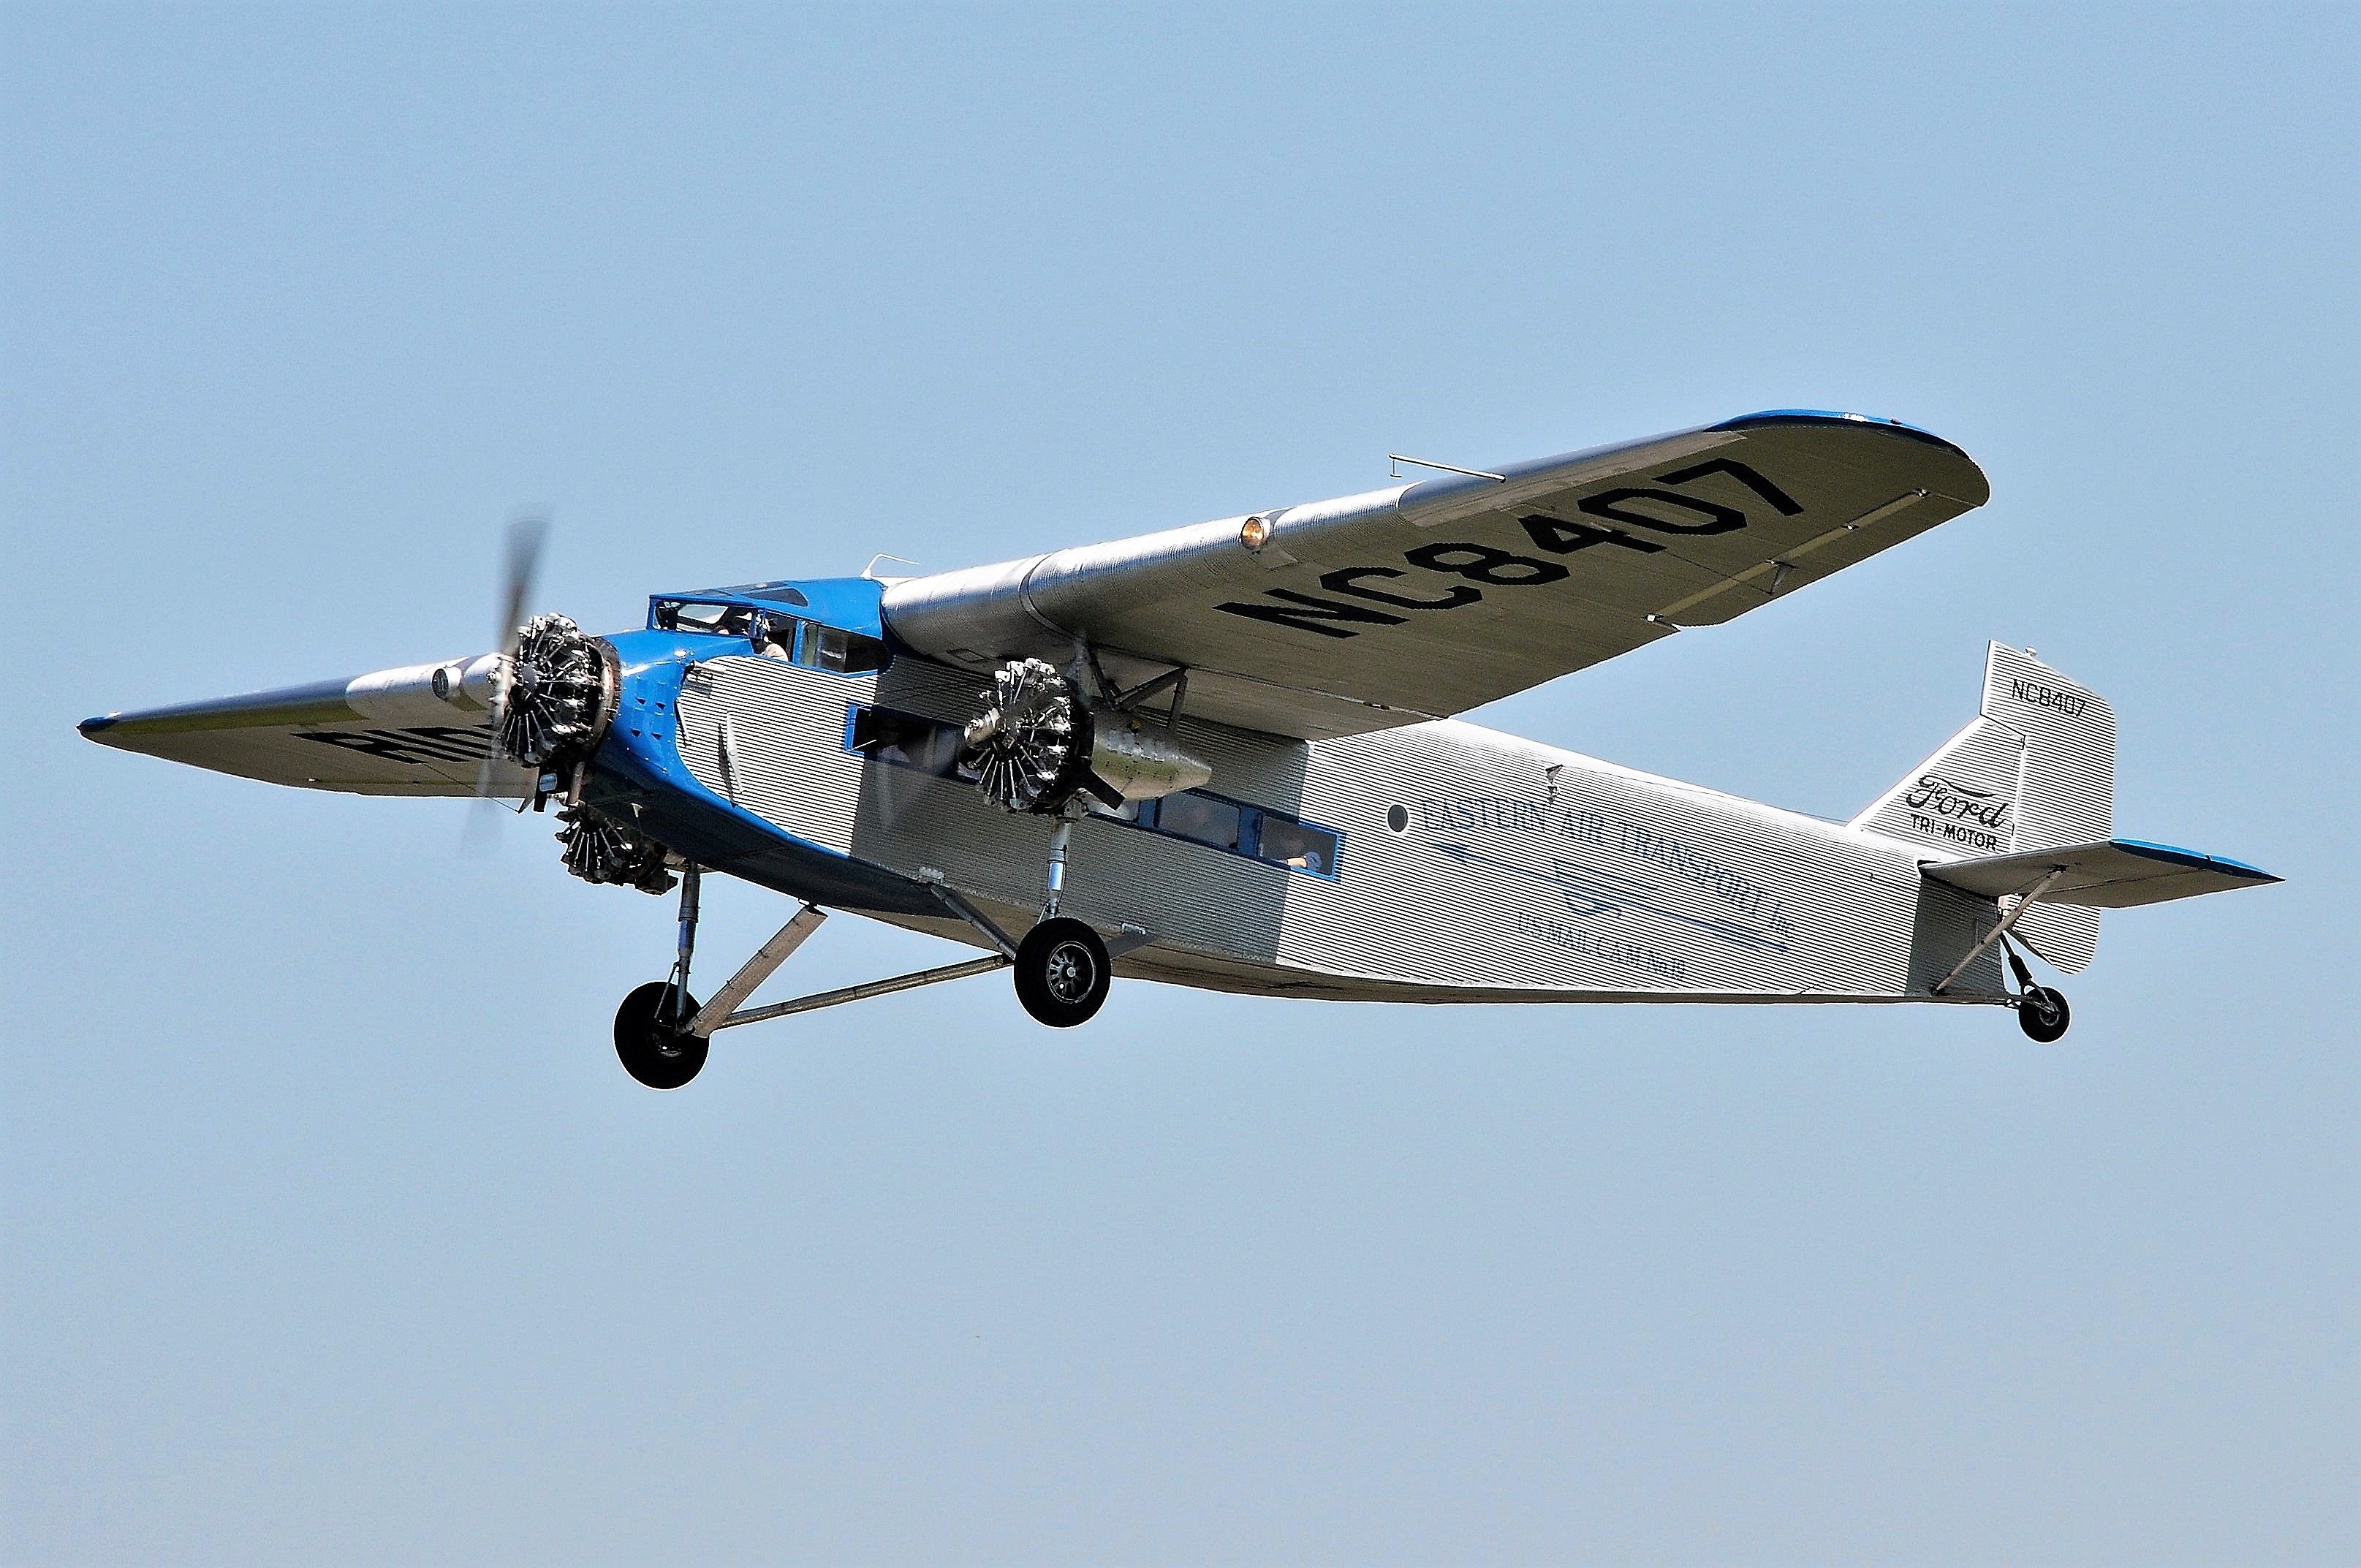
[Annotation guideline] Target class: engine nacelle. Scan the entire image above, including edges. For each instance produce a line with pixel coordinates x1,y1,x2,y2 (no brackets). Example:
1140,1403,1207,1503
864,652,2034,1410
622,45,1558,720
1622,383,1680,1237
1088,713,1213,802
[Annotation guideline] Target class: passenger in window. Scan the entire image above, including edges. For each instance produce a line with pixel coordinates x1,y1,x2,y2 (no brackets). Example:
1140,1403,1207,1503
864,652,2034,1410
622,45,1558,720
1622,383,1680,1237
1255,815,1333,873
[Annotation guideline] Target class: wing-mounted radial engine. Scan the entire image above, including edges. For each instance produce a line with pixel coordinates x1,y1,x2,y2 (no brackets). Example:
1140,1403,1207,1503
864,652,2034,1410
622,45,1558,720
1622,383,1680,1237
958,657,1213,815
955,656,1211,1030
961,658,1096,813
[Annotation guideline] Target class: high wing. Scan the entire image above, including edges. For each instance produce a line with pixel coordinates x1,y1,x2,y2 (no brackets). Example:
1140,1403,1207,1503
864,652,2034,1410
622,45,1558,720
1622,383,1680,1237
79,659,533,797
883,411,1990,738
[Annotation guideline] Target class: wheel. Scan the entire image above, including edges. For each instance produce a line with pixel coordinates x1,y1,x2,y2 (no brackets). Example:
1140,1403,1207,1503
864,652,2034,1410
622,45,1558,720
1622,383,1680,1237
614,980,709,1088
1014,917,1111,1028
2017,985,2071,1043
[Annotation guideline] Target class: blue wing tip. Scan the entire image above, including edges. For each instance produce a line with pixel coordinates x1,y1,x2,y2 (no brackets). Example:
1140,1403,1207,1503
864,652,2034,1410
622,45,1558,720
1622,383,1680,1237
2115,838,2281,884
1716,408,1970,456
78,714,118,737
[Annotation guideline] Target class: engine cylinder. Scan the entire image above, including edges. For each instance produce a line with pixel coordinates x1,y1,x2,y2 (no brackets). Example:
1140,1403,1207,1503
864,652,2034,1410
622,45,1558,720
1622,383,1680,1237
499,614,620,768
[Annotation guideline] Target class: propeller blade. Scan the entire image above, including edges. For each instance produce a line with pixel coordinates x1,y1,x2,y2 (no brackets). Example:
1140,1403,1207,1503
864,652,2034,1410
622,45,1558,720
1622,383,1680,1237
463,510,550,853
489,510,548,730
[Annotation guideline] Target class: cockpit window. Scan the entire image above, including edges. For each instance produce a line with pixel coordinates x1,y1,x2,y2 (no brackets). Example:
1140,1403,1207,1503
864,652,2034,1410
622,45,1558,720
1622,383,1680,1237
652,599,757,636
651,597,890,673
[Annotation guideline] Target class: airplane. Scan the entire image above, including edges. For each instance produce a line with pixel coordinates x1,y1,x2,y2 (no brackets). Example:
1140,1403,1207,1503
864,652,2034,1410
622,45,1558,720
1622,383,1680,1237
79,409,2281,1088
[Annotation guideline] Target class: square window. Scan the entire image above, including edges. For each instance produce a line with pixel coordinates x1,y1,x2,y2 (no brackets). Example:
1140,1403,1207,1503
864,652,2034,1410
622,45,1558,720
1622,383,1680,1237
1156,792,1240,850
1255,814,1338,876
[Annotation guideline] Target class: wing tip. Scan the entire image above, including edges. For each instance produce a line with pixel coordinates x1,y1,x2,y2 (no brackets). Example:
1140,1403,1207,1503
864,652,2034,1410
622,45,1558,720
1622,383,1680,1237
1714,409,1989,505
78,713,118,738
2114,838,2283,886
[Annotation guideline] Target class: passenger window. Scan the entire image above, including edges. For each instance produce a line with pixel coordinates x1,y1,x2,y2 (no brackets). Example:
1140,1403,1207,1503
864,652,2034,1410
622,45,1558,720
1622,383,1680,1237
812,625,890,674
851,707,964,775
1156,792,1241,850
1254,814,1338,876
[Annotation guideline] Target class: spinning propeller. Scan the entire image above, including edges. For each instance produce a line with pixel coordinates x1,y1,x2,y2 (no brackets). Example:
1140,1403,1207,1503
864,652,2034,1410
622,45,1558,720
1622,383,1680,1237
463,512,653,883
461,512,547,847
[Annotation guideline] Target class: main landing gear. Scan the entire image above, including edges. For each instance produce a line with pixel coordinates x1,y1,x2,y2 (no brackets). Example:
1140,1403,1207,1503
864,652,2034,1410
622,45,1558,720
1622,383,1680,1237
611,834,1146,1087
1014,917,1110,1029
614,980,708,1089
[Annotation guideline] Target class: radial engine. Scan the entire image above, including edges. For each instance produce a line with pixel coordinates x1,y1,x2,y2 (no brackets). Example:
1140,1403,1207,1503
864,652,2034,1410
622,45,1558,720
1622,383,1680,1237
958,656,1211,816
480,613,675,894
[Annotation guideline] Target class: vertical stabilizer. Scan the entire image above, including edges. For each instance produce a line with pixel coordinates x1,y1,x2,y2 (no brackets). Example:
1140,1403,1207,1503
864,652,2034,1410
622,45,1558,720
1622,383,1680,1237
1853,645,2115,972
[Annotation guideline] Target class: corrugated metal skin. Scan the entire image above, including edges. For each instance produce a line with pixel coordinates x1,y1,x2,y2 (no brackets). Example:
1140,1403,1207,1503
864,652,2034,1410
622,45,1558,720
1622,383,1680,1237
881,417,1989,741
1980,644,2112,973
1853,716,2028,855
674,656,877,854
1846,645,2112,974
673,654,2009,1004
1982,644,2115,847
1267,721,1996,999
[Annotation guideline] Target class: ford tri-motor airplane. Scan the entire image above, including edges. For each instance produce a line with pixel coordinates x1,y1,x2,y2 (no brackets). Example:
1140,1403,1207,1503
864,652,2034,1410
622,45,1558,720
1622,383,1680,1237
81,412,2278,1087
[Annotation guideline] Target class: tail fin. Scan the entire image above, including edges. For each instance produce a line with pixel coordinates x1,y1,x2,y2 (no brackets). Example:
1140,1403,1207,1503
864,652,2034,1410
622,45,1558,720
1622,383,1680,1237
1853,644,2116,971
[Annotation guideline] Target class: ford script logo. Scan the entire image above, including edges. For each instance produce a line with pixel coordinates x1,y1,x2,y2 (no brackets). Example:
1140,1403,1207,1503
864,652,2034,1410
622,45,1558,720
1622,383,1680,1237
1903,773,2014,830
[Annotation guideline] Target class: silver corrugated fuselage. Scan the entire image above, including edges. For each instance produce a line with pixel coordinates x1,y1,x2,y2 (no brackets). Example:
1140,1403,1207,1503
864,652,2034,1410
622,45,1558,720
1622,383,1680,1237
672,653,2007,1007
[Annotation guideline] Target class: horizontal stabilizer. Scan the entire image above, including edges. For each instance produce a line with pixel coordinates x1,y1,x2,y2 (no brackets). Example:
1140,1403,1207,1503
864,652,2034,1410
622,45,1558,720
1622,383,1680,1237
1923,838,2280,909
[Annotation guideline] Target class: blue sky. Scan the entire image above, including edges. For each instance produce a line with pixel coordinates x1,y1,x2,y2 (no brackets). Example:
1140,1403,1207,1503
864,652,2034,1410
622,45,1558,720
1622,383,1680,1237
4,5,2355,1564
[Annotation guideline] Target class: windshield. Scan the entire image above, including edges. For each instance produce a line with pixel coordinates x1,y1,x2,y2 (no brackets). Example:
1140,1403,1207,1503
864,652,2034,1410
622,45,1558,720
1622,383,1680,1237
651,599,758,636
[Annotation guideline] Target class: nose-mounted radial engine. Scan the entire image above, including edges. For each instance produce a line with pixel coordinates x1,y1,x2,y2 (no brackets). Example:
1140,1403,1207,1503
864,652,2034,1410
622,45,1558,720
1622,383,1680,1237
497,613,618,770
485,612,671,895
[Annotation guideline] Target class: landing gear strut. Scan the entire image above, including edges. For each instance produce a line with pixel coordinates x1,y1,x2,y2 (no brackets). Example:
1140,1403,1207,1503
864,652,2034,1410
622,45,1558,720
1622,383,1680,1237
610,852,1149,1086
1932,866,2074,1043
613,863,710,1088
1013,808,1113,1028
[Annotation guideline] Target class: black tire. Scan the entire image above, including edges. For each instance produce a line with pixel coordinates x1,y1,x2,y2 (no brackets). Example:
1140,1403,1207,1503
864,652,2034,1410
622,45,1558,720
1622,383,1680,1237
614,980,709,1088
1014,917,1111,1028
2017,985,2071,1043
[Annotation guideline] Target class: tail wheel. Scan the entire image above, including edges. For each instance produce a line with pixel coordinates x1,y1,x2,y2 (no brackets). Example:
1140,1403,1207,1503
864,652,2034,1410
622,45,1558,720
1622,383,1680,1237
2017,985,2071,1043
614,980,709,1088
1014,917,1111,1028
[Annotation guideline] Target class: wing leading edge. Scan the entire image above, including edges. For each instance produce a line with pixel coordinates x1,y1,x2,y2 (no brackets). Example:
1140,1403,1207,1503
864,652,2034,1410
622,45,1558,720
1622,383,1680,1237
883,411,1990,740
